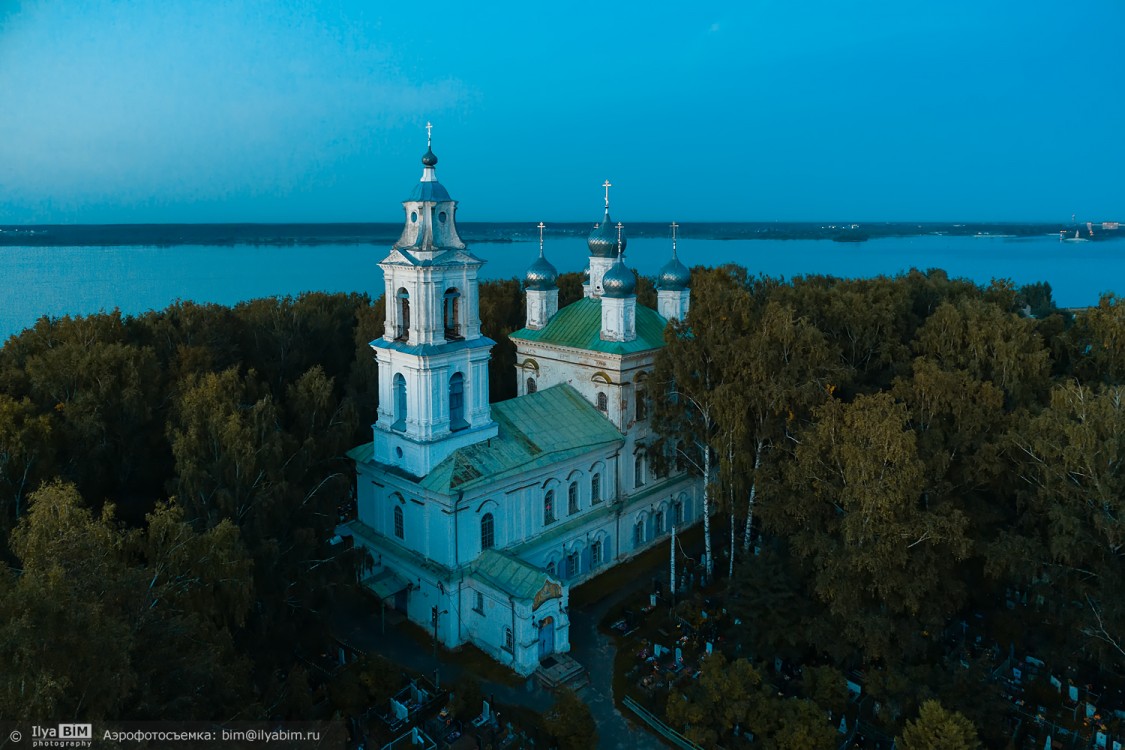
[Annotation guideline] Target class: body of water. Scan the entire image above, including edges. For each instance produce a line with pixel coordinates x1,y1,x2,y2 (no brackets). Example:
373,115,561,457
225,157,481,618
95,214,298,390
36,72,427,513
1,231,1121,342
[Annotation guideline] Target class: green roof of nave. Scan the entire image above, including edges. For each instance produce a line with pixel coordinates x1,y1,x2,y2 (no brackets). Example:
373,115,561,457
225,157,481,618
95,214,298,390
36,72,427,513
420,383,623,493
348,383,624,493
509,297,667,354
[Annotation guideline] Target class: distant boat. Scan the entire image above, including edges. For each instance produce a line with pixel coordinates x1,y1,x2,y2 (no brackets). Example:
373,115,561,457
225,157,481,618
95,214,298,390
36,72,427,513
1063,229,1088,242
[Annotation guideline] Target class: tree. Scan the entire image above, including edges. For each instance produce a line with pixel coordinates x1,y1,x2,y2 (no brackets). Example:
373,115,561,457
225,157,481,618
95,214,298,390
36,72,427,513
715,298,842,555
653,266,756,578
666,653,767,746
0,395,53,533
0,481,137,721
763,697,837,750
898,700,980,750
1000,381,1125,660
771,393,972,660
543,688,597,750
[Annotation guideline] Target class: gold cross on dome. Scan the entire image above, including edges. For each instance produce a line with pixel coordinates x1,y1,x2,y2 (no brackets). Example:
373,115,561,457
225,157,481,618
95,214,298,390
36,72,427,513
670,221,679,253
426,121,433,146
616,222,624,255
537,222,546,254
602,180,612,208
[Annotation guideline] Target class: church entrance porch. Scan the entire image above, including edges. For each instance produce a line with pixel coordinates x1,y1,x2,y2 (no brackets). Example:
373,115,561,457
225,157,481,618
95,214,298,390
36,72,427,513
537,616,555,660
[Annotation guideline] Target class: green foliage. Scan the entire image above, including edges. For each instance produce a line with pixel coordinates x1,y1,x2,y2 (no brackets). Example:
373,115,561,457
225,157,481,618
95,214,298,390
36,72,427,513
0,481,256,721
543,688,597,750
898,700,980,750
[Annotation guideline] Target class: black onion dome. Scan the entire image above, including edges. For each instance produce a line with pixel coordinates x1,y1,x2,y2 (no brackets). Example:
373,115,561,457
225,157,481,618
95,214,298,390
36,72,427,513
657,256,691,291
587,210,626,258
602,259,636,298
525,255,558,291
422,147,438,167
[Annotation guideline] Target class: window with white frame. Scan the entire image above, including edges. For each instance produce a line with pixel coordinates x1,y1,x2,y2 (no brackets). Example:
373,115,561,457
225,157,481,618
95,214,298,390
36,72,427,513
566,551,579,578
568,481,579,515
591,473,602,504
591,539,602,568
481,513,495,550
503,627,514,652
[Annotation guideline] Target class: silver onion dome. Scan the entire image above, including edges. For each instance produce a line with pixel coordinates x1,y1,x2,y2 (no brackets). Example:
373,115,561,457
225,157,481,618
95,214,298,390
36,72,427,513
587,211,626,258
602,258,636,298
525,254,558,291
421,147,438,167
657,256,690,291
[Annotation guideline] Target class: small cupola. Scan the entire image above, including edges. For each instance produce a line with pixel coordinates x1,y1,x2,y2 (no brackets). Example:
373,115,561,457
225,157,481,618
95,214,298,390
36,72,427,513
525,222,560,330
657,222,691,322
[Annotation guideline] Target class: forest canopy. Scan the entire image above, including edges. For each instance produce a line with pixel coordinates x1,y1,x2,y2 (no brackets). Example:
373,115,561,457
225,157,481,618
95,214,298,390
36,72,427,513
0,268,1121,742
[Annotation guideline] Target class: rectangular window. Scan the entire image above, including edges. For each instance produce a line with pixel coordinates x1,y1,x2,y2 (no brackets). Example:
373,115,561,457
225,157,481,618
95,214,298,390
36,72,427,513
566,552,578,578
634,521,644,548
655,511,665,537
474,591,484,614
591,540,602,569
568,482,579,515
591,474,602,504
503,627,514,652
634,455,646,488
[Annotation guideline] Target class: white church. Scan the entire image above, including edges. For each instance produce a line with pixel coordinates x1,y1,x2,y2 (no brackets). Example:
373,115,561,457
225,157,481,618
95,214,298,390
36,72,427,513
341,134,702,676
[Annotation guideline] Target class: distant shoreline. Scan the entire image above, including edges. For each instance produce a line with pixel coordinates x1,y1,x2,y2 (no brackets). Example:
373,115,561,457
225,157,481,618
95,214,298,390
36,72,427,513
1,221,1120,247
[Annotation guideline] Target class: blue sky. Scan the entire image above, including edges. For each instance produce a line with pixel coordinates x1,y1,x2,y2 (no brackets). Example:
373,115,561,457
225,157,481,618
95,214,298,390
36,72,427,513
0,1,1121,224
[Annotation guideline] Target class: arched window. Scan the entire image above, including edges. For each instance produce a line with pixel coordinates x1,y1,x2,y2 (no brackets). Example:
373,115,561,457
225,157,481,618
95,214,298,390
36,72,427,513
673,500,684,526
655,510,665,536
544,490,556,525
546,560,556,577
635,386,648,421
591,473,602,504
591,539,602,568
596,392,608,412
392,374,407,431
633,519,644,548
568,482,579,515
481,513,495,550
395,288,410,341
393,505,404,540
443,288,462,339
634,453,646,488
527,377,537,394
449,372,465,430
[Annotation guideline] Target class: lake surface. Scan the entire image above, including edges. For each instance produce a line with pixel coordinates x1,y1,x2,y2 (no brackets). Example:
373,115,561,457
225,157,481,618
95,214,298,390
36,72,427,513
1,233,1121,342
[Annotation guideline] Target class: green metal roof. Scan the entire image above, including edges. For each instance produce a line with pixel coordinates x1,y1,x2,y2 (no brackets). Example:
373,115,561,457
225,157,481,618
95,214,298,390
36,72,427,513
419,383,623,493
471,549,555,601
510,297,667,354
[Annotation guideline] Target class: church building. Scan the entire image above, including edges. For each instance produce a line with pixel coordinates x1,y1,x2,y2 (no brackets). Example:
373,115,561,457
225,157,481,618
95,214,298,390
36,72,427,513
341,133,701,676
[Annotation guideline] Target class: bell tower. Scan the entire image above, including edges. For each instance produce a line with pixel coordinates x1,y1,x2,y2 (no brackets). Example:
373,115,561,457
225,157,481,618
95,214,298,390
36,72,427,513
371,125,498,477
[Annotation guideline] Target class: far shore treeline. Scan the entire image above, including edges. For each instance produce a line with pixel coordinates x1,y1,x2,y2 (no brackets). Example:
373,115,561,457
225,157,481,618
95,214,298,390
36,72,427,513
0,266,1122,744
